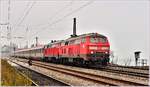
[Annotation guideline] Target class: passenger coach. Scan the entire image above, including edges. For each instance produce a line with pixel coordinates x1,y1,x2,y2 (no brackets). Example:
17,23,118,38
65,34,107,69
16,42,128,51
13,46,43,60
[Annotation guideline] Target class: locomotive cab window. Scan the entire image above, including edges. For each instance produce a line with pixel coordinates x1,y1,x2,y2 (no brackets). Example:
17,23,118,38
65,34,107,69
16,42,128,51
90,36,99,43
99,36,107,43
90,36,107,43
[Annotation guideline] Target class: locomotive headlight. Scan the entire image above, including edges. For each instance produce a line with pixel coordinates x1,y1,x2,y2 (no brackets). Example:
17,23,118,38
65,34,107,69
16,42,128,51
89,46,98,50
105,52,108,54
91,51,94,54
101,47,109,50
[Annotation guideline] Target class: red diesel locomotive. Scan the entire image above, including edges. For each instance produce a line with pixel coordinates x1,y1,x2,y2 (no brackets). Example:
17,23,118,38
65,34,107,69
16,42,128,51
43,33,110,65
13,18,110,65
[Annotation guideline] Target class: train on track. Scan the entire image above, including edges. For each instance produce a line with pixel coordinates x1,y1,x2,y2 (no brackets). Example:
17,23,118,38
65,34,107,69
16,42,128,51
12,18,110,65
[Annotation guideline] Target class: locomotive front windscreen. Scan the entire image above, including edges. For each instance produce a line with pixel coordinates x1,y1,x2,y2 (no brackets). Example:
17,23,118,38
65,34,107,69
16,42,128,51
90,36,107,43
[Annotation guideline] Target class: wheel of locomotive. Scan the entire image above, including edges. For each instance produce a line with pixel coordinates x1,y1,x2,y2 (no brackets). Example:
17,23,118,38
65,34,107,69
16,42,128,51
51,57,56,63
101,58,109,66
74,58,84,66
43,57,49,62
41,57,46,62
62,58,67,64
60,58,68,64
83,61,90,67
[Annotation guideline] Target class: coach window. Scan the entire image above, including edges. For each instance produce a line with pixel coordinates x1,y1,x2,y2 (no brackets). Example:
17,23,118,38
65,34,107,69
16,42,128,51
58,43,61,46
61,42,65,46
52,44,55,47
49,44,52,48
37,49,39,54
65,41,69,45
47,45,49,48
39,49,41,53
75,39,81,44
81,37,86,43
69,40,75,45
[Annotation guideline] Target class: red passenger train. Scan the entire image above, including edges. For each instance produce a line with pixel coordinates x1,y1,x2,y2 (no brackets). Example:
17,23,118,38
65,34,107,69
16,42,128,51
13,18,110,65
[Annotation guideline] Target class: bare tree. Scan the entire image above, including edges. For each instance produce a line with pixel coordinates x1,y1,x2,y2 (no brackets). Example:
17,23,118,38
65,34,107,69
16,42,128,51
127,57,132,66
124,58,128,66
124,57,132,66
114,56,118,65
110,50,114,64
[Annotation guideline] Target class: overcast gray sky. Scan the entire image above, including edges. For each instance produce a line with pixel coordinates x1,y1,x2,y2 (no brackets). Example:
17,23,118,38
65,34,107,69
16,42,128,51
0,0,149,65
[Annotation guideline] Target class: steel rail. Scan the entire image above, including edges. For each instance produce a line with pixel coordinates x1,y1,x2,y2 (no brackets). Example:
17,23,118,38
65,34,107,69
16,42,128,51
93,66,149,78
109,65,149,70
11,58,149,86
32,61,148,86
13,58,149,78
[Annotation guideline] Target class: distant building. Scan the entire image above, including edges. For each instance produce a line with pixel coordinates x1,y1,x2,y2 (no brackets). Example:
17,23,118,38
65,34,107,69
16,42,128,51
1,44,18,57
1,45,11,57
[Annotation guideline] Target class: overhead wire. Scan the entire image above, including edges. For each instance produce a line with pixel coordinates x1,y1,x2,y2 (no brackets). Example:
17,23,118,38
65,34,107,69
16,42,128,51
17,1,36,26
12,1,36,47
11,1,31,43
13,1,36,34
19,0,75,46
12,1,31,28
29,1,94,41
13,1,36,47
30,0,74,29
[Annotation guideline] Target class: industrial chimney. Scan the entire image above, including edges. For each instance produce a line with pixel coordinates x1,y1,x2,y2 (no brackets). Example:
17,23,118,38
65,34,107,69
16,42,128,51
71,18,77,37
35,37,38,46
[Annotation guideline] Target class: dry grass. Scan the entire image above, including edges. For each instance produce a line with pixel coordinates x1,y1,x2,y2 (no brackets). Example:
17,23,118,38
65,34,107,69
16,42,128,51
1,59,32,86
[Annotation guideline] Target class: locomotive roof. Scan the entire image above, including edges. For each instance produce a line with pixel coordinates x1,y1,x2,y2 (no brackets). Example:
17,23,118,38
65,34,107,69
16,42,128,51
66,33,106,41
47,40,64,45
46,33,106,45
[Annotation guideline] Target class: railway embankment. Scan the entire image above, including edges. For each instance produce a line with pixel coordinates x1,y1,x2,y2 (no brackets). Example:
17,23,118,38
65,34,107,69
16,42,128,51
1,59,33,86
13,63,70,86
2,58,70,86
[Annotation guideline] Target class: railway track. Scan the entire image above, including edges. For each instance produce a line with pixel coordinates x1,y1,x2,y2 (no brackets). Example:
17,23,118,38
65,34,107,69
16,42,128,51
14,58,149,77
110,65,149,70
90,65,149,78
33,61,149,86
10,58,149,86
13,58,148,86
13,58,149,78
